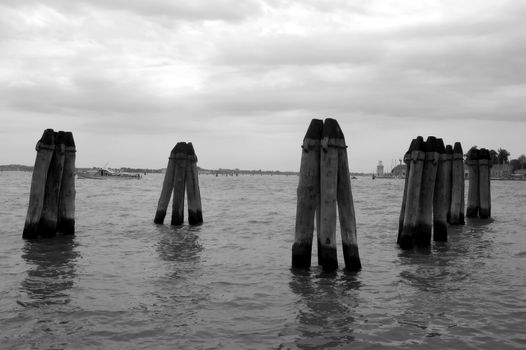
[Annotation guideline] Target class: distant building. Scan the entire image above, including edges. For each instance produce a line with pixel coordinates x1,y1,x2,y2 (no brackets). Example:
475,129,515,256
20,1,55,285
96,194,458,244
391,164,407,178
491,164,511,178
376,161,384,176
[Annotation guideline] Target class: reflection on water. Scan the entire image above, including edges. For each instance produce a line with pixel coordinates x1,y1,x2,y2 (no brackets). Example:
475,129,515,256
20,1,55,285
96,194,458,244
289,269,361,349
19,236,79,307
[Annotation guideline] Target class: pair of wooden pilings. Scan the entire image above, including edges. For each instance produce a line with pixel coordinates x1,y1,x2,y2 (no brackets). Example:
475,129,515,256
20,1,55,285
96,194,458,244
466,148,491,219
398,136,465,249
23,129,76,239
292,119,361,272
154,142,203,226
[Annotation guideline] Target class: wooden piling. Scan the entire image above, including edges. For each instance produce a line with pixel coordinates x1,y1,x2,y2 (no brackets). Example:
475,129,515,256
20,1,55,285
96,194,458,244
154,145,178,224
397,139,415,244
23,129,56,239
449,142,465,225
318,118,339,271
292,119,323,269
185,143,203,225
399,136,425,249
433,139,450,242
57,132,76,235
478,148,491,218
466,148,480,218
39,131,66,237
335,122,361,271
171,142,187,226
414,136,439,247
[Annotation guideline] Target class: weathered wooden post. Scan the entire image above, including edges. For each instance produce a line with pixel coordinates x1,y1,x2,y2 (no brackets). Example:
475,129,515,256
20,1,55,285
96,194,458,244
397,139,415,244
39,131,66,238
433,139,450,242
478,148,491,218
414,136,439,247
449,142,465,225
171,142,187,226
318,118,339,271
292,119,323,269
335,121,361,271
57,131,76,235
185,143,203,225
445,145,454,222
154,145,178,224
466,148,480,218
399,136,425,249
23,129,55,239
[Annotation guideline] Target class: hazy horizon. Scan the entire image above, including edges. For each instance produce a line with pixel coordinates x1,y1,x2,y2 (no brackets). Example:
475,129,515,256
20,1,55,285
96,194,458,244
1,1,525,172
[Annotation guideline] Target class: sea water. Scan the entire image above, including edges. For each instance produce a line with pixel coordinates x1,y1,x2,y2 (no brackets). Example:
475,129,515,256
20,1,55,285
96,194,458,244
0,172,525,349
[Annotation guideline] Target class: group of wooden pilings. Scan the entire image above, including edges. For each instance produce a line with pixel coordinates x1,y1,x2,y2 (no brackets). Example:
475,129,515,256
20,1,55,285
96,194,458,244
466,147,491,219
398,136,466,249
154,142,203,226
292,118,361,272
23,129,76,239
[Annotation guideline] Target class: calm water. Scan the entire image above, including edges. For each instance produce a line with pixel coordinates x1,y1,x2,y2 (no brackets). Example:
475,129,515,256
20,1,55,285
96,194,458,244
1,171,525,349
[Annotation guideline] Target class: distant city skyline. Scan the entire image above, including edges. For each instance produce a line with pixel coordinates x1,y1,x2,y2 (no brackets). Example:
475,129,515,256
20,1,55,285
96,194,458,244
1,0,525,172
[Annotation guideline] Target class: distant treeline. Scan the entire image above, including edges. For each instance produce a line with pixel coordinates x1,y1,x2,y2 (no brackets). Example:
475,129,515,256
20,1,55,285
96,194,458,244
0,164,33,171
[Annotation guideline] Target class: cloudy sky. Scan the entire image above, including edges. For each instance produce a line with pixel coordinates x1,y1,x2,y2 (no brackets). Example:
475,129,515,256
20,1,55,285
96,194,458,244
1,0,525,172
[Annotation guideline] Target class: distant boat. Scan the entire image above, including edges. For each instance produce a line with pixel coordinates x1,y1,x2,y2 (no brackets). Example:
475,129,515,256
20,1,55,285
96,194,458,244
77,168,141,180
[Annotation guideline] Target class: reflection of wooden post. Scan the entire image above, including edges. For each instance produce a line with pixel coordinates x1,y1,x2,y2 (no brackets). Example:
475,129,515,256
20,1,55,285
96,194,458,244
292,119,323,269
397,139,414,244
171,143,187,226
319,118,339,271
433,139,450,242
415,136,439,247
335,122,361,271
399,136,425,249
186,143,203,225
39,131,66,238
58,132,76,235
478,148,491,218
466,148,480,218
154,145,177,224
23,130,55,239
449,142,465,225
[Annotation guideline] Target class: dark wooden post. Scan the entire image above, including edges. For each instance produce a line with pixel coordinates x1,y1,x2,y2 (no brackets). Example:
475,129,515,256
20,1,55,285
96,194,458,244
171,142,187,226
57,131,76,235
292,119,323,269
449,142,465,225
154,145,177,224
433,139,450,242
185,143,203,225
335,121,361,271
397,139,415,244
399,136,425,249
23,129,55,239
318,118,339,271
39,131,66,237
466,148,480,218
478,148,491,218
414,136,439,247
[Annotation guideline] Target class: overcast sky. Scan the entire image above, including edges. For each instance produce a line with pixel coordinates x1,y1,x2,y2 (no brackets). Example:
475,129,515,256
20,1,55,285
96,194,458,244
1,0,525,172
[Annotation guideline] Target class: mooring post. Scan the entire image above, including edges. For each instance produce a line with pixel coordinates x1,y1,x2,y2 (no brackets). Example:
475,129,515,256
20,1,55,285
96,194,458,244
445,145,454,222
399,136,425,249
335,121,361,271
39,131,66,238
414,136,439,247
466,148,480,218
292,119,323,269
433,139,450,242
23,129,56,239
57,131,76,235
397,139,415,244
171,142,188,226
318,118,339,271
478,148,491,218
185,142,203,225
154,145,178,224
449,142,465,225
